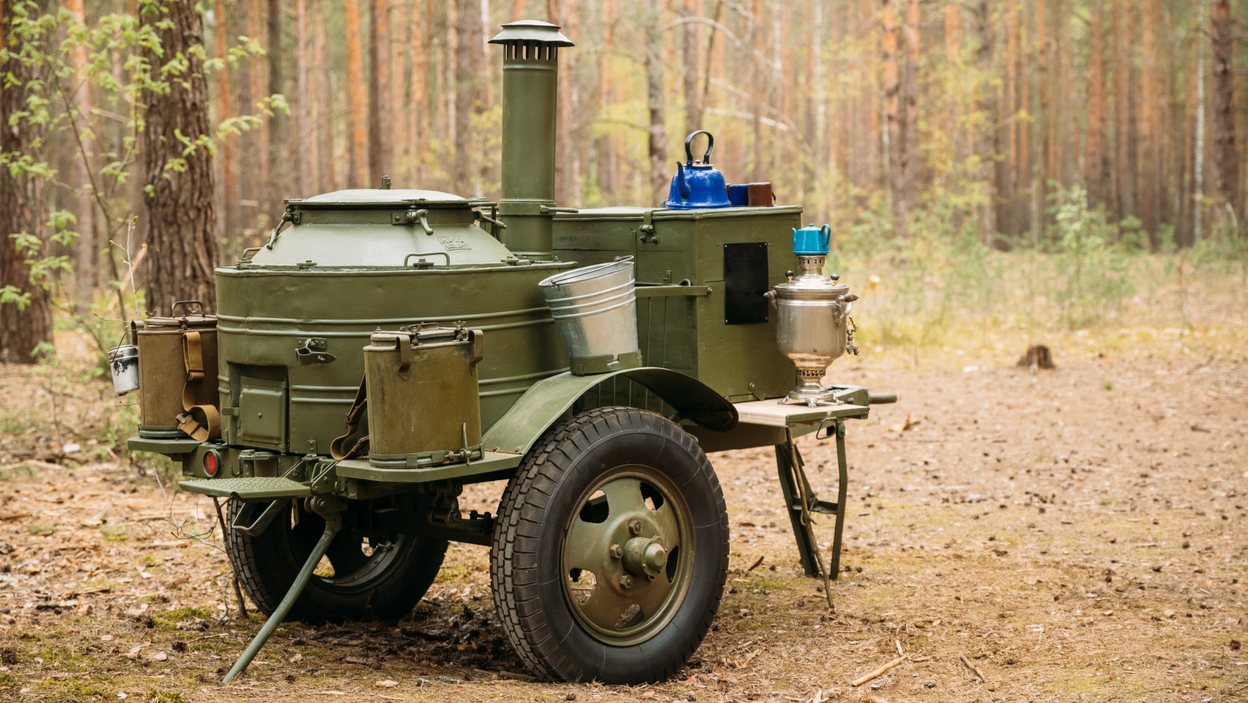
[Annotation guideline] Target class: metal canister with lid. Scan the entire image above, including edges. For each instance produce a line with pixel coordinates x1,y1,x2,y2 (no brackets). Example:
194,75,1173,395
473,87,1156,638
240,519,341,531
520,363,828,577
364,324,485,468
765,224,859,406
136,301,220,438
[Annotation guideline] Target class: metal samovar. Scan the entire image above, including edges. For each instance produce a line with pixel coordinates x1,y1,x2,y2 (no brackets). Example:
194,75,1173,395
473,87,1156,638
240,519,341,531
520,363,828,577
766,224,859,406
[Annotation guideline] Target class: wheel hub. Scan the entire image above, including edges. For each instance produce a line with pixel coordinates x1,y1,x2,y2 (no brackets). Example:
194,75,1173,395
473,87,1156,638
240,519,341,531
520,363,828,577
560,467,693,646
621,536,667,578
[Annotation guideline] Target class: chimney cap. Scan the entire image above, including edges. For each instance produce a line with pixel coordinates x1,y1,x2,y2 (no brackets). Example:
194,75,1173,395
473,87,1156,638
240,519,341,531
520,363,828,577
489,19,574,47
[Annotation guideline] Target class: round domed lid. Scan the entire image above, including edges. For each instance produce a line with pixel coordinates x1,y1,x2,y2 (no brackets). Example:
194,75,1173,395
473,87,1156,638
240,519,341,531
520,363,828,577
290,189,469,209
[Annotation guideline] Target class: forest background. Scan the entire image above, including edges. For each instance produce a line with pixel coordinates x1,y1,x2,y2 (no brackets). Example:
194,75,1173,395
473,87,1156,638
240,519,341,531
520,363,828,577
1,0,1246,368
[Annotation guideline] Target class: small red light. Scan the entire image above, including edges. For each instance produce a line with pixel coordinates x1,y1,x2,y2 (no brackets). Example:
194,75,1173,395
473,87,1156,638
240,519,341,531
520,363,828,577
203,451,220,477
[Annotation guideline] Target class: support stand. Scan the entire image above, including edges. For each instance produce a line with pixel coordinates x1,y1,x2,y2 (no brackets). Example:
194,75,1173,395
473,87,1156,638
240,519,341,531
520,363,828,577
222,515,340,684
774,420,849,580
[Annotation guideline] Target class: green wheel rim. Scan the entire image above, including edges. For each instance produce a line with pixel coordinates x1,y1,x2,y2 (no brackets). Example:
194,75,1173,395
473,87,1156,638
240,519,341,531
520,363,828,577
560,465,694,646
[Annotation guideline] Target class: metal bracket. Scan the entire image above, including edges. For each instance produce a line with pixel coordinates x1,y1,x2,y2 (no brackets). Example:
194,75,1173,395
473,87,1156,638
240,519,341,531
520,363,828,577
639,210,658,243
295,338,336,365
230,498,289,537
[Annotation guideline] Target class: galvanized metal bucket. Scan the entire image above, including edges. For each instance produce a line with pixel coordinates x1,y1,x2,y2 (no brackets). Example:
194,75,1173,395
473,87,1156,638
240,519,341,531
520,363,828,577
539,258,639,361
108,344,140,395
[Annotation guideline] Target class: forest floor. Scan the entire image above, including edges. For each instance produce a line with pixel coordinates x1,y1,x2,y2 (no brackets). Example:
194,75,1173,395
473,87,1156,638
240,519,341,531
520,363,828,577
0,315,1246,702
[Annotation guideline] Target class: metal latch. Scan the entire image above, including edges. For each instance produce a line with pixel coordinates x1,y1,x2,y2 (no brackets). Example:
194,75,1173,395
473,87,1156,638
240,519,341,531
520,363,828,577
295,338,336,365
638,210,658,243
392,208,434,235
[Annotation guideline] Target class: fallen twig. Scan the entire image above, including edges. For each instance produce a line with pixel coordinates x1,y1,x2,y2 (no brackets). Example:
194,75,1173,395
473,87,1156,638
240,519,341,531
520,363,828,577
895,639,903,656
910,655,931,663
959,654,987,682
851,656,906,687
747,556,766,572
860,697,890,703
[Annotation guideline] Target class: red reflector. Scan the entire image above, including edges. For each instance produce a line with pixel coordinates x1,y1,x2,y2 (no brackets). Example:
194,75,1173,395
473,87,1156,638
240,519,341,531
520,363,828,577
203,451,219,477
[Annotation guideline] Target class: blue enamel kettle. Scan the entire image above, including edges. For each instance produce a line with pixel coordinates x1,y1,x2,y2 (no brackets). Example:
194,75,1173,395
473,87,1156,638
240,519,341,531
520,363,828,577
664,131,732,209
792,223,831,256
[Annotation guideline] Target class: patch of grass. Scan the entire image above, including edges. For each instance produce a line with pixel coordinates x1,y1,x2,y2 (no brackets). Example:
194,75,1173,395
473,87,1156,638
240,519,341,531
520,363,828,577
151,606,213,629
146,690,187,703
0,464,38,481
101,525,130,542
28,523,56,535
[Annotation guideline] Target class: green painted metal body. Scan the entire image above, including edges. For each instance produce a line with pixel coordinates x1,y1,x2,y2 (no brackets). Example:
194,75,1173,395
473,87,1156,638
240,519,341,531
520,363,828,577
553,205,802,404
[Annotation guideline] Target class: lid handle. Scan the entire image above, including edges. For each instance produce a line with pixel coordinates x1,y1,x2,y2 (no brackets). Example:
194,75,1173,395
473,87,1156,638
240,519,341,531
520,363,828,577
684,130,714,165
172,300,204,317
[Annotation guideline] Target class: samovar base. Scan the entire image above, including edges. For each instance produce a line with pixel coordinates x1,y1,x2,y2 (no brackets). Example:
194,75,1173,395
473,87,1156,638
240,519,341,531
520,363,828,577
781,372,841,407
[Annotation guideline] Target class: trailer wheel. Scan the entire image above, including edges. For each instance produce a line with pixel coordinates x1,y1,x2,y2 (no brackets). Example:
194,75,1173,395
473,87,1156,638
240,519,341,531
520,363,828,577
490,406,730,683
225,498,447,623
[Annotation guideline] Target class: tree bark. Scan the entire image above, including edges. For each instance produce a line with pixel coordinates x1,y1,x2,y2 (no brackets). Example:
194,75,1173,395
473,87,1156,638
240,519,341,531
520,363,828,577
141,0,218,315
295,0,312,194
313,0,335,191
972,0,997,245
901,0,920,226
882,0,902,228
453,0,480,195
1210,0,1238,226
1084,0,1109,212
268,0,284,214
682,0,700,133
344,0,369,187
215,0,236,243
1139,0,1158,240
1112,0,1134,222
368,0,391,183
65,0,97,314
0,0,54,363
643,0,667,205
249,0,270,227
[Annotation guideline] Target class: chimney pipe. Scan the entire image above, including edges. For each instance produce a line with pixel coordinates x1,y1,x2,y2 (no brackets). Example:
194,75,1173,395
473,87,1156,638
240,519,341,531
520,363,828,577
489,20,574,260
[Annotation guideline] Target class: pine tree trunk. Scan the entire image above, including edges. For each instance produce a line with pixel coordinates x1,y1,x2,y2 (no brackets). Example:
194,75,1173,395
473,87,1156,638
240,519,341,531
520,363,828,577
249,0,270,229
268,0,284,215
1139,0,1158,241
1210,0,1239,225
296,0,312,194
643,0,667,205
216,0,236,243
1112,0,1134,222
344,0,369,187
902,0,919,221
882,0,903,230
368,0,392,183
141,0,218,315
0,0,54,363
1085,0,1108,212
65,0,97,314
683,0,699,133
453,0,479,195
972,0,997,245
314,0,335,191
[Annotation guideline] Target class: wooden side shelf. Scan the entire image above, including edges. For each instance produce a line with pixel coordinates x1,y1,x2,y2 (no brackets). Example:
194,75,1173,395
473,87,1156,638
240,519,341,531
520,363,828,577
732,399,869,428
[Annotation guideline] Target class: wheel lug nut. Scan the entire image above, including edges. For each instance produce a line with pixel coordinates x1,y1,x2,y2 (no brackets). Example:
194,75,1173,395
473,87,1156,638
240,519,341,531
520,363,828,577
619,574,633,588
609,544,623,559
629,519,642,535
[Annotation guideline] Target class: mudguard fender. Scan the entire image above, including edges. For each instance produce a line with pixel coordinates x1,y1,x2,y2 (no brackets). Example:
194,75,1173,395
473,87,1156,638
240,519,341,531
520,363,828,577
481,368,738,456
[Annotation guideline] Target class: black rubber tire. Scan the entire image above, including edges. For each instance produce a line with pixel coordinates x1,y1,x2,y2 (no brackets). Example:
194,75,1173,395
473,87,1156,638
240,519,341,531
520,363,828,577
225,499,448,623
490,406,730,684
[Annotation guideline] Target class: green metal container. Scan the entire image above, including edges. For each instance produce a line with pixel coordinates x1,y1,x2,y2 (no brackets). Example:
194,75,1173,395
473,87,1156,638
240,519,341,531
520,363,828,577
364,326,485,468
215,189,573,456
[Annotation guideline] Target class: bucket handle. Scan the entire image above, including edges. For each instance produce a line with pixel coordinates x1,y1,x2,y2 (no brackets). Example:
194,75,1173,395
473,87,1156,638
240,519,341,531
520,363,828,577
397,334,412,372
685,130,714,165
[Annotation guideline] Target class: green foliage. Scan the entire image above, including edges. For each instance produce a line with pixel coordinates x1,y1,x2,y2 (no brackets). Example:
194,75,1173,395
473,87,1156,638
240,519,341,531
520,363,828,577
1,0,285,360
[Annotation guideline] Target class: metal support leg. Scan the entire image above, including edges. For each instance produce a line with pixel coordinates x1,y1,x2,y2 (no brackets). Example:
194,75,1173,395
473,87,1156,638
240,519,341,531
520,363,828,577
830,420,849,580
775,442,820,578
222,518,339,684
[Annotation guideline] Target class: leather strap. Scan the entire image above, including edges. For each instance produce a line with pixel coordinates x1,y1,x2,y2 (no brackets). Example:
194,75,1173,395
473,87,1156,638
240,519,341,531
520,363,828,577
330,377,369,460
177,329,221,441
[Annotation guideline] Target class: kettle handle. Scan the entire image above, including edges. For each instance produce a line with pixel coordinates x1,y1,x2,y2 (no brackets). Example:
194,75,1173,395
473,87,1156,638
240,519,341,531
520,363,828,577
820,224,831,249
684,130,714,164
